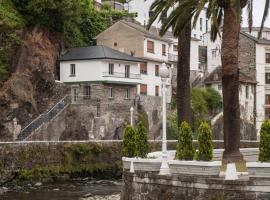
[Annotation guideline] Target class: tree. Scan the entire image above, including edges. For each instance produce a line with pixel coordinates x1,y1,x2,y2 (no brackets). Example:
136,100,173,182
196,122,213,161
122,125,136,157
148,0,193,126
259,120,270,162
134,122,149,158
176,122,195,160
162,0,269,164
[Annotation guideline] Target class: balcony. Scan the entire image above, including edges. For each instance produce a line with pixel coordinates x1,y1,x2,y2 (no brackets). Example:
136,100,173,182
102,72,141,79
168,53,178,62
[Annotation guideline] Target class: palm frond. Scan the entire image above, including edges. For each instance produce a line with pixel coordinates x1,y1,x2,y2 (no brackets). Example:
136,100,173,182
246,0,253,33
259,0,270,39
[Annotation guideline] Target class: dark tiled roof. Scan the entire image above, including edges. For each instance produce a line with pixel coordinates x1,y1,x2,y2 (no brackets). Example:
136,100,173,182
59,45,144,62
204,66,256,85
121,20,200,42
241,27,270,32
240,31,270,45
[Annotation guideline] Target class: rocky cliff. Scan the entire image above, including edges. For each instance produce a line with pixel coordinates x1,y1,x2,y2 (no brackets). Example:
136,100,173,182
0,28,68,141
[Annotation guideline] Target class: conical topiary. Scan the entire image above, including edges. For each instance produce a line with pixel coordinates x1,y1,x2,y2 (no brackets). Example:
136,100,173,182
134,122,149,158
122,125,136,157
176,121,195,160
259,120,270,162
196,122,213,161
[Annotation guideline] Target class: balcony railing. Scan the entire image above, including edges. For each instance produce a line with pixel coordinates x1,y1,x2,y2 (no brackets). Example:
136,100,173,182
168,53,178,62
102,72,141,79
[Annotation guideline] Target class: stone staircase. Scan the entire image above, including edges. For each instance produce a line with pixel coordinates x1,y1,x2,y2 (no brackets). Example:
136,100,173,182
17,95,71,140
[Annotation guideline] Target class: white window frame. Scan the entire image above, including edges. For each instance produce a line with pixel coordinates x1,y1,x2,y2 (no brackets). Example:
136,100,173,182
70,64,76,76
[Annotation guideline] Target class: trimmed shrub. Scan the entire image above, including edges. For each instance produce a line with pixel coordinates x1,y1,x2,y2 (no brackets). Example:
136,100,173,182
196,122,213,161
259,120,270,162
134,122,149,158
176,121,195,160
122,125,136,157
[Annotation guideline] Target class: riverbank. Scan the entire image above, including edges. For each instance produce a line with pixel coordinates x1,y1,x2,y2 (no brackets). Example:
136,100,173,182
0,179,121,200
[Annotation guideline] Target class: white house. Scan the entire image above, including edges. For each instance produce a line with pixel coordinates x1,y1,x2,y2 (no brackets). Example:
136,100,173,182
127,0,210,40
59,45,143,103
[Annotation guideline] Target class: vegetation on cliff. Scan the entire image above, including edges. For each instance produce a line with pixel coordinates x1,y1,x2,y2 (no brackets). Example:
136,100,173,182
0,0,133,84
259,120,270,162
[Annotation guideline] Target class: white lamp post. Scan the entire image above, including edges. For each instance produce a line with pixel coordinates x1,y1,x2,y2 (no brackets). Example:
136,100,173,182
130,107,134,126
159,62,170,175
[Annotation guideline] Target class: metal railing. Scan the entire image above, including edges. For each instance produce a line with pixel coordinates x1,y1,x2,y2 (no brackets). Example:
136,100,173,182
102,72,141,79
168,53,178,62
17,95,71,140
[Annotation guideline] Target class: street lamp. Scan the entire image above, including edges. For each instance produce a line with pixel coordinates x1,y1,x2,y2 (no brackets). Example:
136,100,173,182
130,107,134,126
159,62,170,175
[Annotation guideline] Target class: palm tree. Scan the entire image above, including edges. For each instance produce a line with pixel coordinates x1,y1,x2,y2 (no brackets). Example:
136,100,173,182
149,0,270,163
148,0,195,125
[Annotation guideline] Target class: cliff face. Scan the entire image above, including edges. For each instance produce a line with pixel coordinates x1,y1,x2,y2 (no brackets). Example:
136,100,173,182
0,28,68,141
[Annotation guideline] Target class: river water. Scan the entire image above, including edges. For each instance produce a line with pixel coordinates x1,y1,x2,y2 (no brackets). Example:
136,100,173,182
0,180,121,200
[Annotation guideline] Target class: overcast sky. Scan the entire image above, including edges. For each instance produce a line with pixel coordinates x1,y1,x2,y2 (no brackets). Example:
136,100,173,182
242,1,270,27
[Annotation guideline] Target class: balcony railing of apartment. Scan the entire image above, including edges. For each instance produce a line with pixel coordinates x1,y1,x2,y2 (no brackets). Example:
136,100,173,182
102,72,141,79
168,53,178,62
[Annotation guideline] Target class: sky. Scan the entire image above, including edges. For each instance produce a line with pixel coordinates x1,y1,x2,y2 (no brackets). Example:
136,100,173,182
242,0,270,27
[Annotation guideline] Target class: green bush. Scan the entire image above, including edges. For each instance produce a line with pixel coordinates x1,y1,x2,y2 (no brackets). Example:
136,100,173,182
134,122,149,158
176,122,195,160
122,125,136,157
196,122,213,161
137,104,149,132
167,111,178,140
259,120,270,162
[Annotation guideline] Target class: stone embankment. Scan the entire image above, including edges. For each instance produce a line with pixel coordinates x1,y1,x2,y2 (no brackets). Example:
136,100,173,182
81,194,120,200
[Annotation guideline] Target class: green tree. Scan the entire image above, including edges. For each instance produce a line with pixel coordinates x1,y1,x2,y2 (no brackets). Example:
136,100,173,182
167,111,178,140
196,122,213,161
134,122,149,158
122,125,136,157
176,122,195,160
204,87,222,111
259,120,270,162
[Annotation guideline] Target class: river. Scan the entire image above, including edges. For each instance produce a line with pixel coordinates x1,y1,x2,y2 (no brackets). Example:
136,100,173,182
0,180,121,200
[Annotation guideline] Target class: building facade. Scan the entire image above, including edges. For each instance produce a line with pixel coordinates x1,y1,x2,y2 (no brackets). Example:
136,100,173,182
202,28,270,133
127,0,210,40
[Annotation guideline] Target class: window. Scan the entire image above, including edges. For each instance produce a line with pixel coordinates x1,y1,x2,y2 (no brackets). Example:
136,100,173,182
140,63,147,74
266,73,270,84
70,64,76,76
84,86,91,98
212,50,217,58
147,40,154,53
200,18,203,31
114,42,117,47
155,65,159,76
109,63,114,75
155,86,159,96
266,94,270,105
266,53,270,63
194,34,197,38
161,12,167,25
140,84,147,95
246,85,249,99
206,20,208,32
162,44,166,56
125,65,130,78
124,88,130,99
265,108,270,119
173,45,178,52
218,84,222,90
108,87,113,99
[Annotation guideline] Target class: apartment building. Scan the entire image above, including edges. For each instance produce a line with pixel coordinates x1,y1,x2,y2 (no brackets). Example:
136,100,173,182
203,27,270,133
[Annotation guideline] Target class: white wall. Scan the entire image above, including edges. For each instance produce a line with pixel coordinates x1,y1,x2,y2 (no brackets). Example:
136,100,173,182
60,59,141,85
143,37,169,61
190,40,200,71
128,0,209,39
137,61,162,97
202,32,222,73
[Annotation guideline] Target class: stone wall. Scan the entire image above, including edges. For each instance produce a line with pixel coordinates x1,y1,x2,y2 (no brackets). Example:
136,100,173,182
121,171,270,200
25,83,138,140
138,95,162,139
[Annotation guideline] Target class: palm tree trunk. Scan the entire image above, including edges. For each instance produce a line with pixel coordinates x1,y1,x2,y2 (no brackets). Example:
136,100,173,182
221,5,243,163
177,21,192,126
